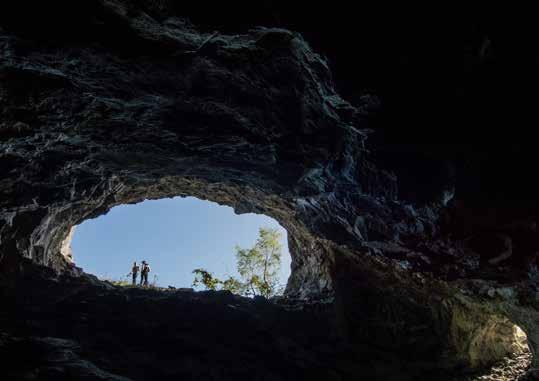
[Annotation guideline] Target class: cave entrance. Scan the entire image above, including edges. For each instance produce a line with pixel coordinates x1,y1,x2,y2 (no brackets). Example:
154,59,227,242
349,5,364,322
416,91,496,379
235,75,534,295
67,196,291,294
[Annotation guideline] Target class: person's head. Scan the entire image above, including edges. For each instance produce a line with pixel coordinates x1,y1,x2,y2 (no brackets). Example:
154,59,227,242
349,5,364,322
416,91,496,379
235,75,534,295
133,261,137,265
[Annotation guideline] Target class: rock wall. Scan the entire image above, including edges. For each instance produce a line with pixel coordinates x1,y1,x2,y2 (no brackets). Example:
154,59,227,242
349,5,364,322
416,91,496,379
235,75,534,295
1,1,538,379
0,0,397,297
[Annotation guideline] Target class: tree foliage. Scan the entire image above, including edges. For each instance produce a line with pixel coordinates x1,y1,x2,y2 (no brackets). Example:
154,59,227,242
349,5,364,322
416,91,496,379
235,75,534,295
192,227,283,298
192,268,221,291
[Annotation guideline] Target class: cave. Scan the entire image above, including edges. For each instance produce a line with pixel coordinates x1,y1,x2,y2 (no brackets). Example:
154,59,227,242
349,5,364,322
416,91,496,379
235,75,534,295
1,1,538,380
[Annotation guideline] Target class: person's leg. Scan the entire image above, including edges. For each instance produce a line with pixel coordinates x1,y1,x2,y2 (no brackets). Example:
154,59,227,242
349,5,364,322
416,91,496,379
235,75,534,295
132,273,136,286
140,273,144,286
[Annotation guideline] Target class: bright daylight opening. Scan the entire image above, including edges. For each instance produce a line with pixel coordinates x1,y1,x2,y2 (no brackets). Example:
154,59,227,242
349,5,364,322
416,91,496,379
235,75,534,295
70,196,291,296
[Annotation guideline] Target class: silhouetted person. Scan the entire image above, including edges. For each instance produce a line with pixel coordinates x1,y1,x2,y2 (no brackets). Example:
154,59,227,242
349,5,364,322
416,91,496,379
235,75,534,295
140,261,151,286
130,262,140,286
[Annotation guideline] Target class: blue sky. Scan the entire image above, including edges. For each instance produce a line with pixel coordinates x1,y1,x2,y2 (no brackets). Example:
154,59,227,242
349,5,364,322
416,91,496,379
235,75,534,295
71,196,291,290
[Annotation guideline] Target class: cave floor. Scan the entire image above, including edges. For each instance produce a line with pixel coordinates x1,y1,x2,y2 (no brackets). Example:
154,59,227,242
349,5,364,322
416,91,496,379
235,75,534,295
0,267,366,381
0,265,532,381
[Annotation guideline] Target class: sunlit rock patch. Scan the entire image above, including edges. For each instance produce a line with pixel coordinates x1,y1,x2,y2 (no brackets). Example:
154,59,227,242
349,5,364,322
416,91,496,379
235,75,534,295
1,1,538,379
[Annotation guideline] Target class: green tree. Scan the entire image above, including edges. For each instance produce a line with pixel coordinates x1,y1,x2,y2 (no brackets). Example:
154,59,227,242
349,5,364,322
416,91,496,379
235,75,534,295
192,268,221,291
191,227,283,298
236,227,282,297
221,275,244,295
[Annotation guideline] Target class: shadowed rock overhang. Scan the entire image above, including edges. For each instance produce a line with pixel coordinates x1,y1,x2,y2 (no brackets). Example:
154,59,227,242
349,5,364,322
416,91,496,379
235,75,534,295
0,1,537,380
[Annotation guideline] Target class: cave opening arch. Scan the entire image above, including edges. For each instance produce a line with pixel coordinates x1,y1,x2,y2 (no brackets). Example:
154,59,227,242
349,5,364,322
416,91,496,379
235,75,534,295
0,0,537,377
24,174,335,299
67,195,292,292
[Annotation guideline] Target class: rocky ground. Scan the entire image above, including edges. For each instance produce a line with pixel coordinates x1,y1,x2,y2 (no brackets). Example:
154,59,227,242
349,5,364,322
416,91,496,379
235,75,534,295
0,263,358,381
456,351,532,381
0,262,532,381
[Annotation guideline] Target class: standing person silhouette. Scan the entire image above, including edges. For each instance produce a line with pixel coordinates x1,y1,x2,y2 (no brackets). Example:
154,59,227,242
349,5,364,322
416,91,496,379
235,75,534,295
140,261,151,286
130,261,140,286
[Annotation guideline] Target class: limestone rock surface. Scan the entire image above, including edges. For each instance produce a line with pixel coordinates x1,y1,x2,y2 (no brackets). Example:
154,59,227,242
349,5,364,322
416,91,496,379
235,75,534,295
1,1,538,380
